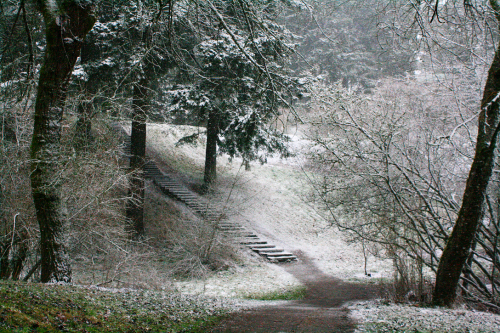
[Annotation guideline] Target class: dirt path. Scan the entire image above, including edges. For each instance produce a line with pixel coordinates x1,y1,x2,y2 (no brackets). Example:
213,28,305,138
210,251,382,333
145,131,382,331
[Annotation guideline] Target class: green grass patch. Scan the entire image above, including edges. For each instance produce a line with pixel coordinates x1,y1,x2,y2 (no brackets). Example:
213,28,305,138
0,280,229,332
244,286,307,301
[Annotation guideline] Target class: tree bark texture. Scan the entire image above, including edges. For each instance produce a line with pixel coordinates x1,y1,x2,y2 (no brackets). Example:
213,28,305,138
30,0,96,283
432,1,500,306
126,80,148,237
204,108,219,186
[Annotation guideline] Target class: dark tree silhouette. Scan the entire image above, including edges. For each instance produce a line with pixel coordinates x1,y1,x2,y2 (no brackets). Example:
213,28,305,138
30,0,96,282
432,0,500,307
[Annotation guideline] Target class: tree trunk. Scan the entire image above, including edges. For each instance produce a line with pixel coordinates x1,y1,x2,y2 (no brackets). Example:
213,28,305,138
461,238,477,296
10,232,28,280
204,108,219,186
0,185,9,279
432,1,500,306
30,1,96,283
73,42,96,150
0,240,11,279
126,80,148,238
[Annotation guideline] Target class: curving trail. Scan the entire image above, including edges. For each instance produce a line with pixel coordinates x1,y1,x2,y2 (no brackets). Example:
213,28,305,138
210,251,382,333
136,127,382,332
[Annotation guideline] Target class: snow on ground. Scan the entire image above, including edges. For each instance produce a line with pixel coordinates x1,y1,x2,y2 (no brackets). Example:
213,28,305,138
146,123,500,332
174,262,301,298
349,299,500,333
147,123,392,288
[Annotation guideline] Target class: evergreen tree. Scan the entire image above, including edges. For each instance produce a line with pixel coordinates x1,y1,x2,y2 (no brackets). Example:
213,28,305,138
166,0,302,186
285,0,414,90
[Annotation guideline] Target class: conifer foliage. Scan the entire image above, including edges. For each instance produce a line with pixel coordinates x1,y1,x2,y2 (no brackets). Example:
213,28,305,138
166,0,301,186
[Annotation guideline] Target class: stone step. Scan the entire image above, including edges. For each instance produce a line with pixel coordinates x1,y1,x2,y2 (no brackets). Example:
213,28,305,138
154,179,179,184
224,230,249,235
109,129,298,266
240,240,267,245
269,255,298,262
230,231,254,237
178,197,200,203
177,193,198,198
160,182,189,189
158,184,186,189
187,205,206,210
204,214,223,219
184,202,204,207
248,244,275,249
157,180,181,185
160,184,185,189
182,200,202,205
170,190,193,195
181,201,202,206
219,222,239,226
256,248,284,253
265,252,294,258
185,204,205,209
221,225,245,229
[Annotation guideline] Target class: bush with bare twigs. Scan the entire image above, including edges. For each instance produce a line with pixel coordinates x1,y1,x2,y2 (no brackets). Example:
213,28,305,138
306,75,500,310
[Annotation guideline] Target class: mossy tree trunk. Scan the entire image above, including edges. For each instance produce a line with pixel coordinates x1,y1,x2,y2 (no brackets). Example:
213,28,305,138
204,108,219,187
30,0,96,283
432,0,500,306
126,79,148,238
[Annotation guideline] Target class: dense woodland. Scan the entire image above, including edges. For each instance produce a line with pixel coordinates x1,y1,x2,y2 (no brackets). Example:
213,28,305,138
1,0,500,314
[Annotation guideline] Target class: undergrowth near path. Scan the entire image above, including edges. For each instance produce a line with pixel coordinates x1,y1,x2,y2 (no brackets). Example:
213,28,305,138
243,285,307,301
0,280,231,332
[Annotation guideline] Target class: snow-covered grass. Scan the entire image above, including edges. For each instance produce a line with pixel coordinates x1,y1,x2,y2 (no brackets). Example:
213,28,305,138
174,261,302,298
349,300,500,333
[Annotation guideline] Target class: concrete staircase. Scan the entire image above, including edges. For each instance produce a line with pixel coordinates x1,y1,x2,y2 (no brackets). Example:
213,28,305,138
115,124,297,263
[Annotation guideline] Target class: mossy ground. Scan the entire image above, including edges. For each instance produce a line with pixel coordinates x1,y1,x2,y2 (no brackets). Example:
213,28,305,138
0,280,229,332
244,285,307,301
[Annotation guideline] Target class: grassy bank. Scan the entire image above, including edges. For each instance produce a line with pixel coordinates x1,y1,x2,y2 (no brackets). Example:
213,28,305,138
0,280,231,332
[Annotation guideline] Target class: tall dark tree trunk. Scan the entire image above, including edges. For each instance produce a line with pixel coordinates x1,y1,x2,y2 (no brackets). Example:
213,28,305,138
0,185,9,278
204,108,219,186
0,241,11,279
126,80,148,238
30,1,96,283
10,231,28,280
432,0,500,306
